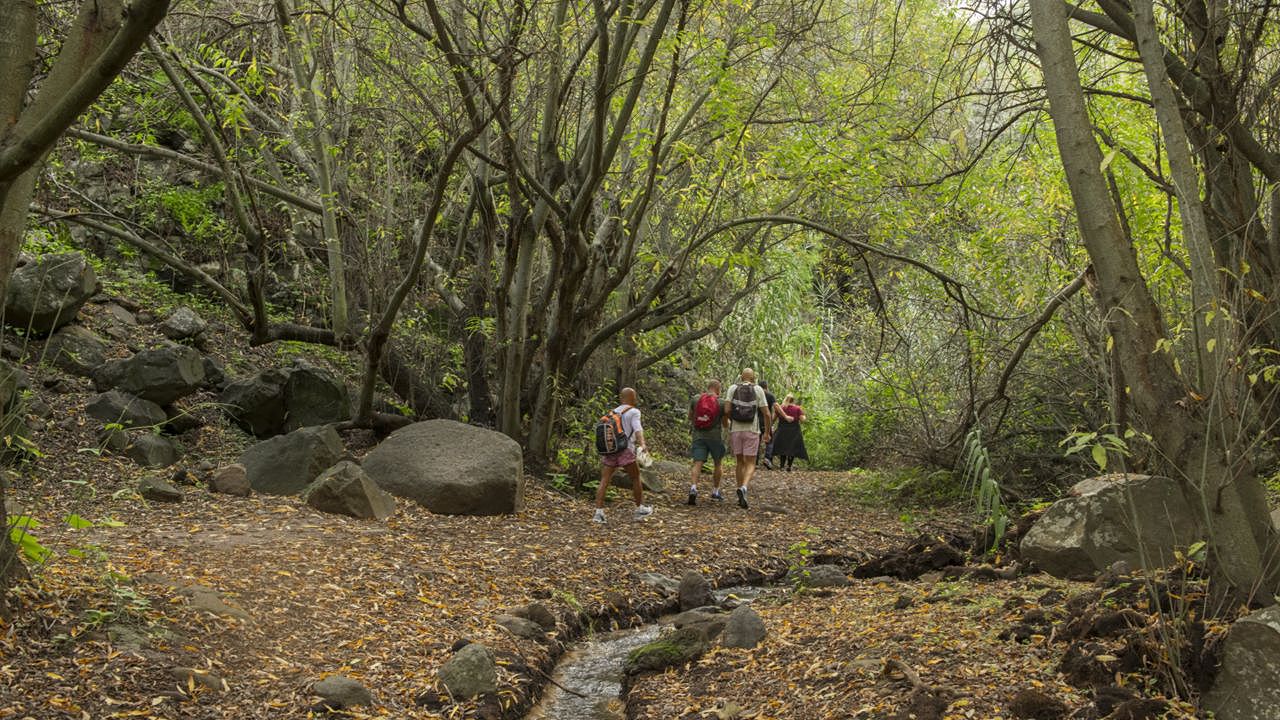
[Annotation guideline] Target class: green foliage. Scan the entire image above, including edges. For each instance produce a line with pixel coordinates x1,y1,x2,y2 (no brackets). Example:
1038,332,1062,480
960,428,1008,553
833,467,960,508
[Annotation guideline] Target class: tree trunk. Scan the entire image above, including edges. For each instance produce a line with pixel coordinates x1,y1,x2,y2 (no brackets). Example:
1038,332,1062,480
1031,0,1279,597
0,0,170,600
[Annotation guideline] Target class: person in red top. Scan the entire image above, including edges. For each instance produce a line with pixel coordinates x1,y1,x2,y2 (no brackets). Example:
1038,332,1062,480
771,394,808,471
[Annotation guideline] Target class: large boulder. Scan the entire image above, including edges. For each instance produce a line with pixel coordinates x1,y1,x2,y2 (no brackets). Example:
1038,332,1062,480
1203,605,1280,720
1020,474,1199,579
94,345,206,405
3,252,98,333
44,325,107,377
362,420,523,515
304,461,396,520
219,362,349,438
240,425,343,495
86,390,167,429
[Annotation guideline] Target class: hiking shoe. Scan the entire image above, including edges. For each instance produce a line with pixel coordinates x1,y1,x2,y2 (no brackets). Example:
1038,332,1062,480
687,490,697,506
634,505,654,520
711,490,724,501
592,508,606,524
736,487,749,509
763,459,773,469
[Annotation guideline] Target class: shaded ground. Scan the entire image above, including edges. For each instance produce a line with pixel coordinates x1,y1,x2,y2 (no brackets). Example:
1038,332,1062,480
3,462,909,719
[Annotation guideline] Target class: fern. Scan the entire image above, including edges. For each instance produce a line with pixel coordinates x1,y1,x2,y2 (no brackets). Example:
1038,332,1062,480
960,426,1009,552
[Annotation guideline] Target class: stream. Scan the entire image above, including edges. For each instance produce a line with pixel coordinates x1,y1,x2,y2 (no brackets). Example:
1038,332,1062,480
526,585,772,720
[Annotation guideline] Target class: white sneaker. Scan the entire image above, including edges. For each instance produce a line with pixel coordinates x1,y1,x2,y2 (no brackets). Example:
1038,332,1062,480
592,508,606,524
633,505,653,520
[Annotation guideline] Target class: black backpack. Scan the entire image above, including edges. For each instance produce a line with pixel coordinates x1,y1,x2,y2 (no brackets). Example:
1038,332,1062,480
729,384,757,422
595,405,633,455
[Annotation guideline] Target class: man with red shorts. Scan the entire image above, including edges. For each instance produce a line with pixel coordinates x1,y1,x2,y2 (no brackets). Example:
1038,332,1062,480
592,387,652,523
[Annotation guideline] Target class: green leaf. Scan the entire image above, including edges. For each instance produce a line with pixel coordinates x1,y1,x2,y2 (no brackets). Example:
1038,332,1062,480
64,514,94,530
1091,443,1108,470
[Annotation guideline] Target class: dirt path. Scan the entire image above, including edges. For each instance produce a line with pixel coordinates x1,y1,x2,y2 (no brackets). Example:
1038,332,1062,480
3,467,912,719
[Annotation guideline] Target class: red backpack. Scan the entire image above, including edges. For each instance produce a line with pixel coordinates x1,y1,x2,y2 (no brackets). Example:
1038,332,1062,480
693,393,719,429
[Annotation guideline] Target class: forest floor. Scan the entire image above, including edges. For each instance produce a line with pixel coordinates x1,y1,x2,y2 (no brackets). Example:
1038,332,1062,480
2,456,1190,720
0,286,1198,719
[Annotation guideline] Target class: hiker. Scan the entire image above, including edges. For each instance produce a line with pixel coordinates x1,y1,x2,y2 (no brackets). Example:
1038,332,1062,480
725,368,770,509
688,379,727,505
757,380,790,469
772,394,808,471
592,387,653,523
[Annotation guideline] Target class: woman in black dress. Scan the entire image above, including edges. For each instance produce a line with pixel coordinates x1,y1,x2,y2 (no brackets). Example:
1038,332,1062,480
771,394,808,470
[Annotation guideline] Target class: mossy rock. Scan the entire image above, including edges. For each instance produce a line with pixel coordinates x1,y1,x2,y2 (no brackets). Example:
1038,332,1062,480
624,627,708,675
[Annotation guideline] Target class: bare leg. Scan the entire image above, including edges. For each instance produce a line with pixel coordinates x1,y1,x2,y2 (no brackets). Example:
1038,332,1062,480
595,465,617,509
735,455,749,488
690,460,702,491
624,463,643,506
743,456,758,489
712,460,723,492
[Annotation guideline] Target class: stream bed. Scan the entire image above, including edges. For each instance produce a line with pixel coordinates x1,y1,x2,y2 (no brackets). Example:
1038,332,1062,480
526,585,773,720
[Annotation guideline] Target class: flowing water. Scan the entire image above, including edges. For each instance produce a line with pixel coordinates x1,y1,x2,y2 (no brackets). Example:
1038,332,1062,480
526,585,773,720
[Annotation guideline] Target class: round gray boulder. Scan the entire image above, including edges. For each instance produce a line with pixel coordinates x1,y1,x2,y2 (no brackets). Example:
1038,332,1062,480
4,252,98,333
361,420,523,515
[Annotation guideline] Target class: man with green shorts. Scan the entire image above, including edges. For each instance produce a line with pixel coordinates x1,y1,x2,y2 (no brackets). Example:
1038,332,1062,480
687,379,727,505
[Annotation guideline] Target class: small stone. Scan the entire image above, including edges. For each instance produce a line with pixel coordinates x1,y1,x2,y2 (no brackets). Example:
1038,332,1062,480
624,627,708,675
893,594,914,610
790,564,850,588
678,571,713,611
495,614,545,640
170,666,225,692
125,433,183,468
209,464,251,497
105,303,137,325
180,584,250,621
438,643,497,698
86,390,167,429
637,572,680,596
1008,688,1068,719
139,476,183,503
720,604,766,649
159,307,207,341
312,675,373,709
510,602,557,631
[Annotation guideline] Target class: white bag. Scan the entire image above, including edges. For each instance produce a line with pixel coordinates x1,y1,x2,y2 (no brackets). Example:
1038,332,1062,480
634,446,654,468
